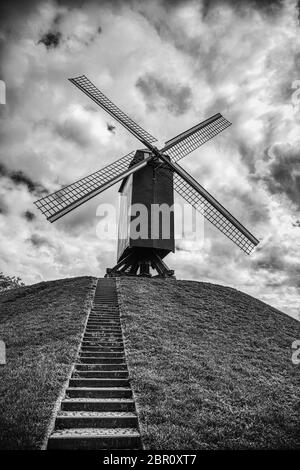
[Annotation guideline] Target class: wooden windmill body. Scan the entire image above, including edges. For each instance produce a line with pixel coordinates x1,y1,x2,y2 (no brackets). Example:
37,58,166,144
35,75,259,277
116,150,174,276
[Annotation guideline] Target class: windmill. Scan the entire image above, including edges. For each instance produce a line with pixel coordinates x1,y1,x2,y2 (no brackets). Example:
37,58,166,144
34,75,259,277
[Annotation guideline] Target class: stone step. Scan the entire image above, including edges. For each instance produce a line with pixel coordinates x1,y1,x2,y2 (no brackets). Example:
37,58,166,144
91,309,118,312
84,331,122,336
61,398,135,412
90,310,119,313
87,317,120,321
80,353,124,359
89,316,120,319
88,320,120,323
55,411,138,429
90,313,119,316
86,321,121,326
74,370,128,378
90,309,119,312
86,325,121,329
69,378,129,388
90,308,119,311
85,328,122,333
89,308,120,319
89,309,119,312
80,351,124,357
84,334,122,338
81,341,124,348
79,350,125,363
84,332,123,337
66,387,132,399
93,299,117,301
86,324,121,328
91,306,118,310
85,327,121,331
78,358,126,365
88,318,120,322
75,363,127,371
81,346,124,352
82,340,123,344
83,337,123,342
48,427,141,450
83,333,123,343
90,307,119,309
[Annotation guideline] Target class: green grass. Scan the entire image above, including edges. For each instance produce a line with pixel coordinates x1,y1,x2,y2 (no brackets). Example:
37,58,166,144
117,278,300,450
0,276,95,450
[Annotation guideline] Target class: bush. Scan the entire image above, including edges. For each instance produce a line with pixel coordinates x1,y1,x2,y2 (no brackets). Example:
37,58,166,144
0,272,25,291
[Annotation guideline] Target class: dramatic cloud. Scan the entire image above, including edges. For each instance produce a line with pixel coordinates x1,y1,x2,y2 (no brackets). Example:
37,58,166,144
201,0,285,17
0,163,47,195
24,210,36,222
29,233,53,248
0,198,8,215
0,0,299,319
136,74,192,115
39,31,62,49
259,142,300,209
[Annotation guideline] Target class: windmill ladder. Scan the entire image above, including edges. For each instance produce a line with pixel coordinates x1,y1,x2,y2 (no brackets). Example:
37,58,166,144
47,278,142,450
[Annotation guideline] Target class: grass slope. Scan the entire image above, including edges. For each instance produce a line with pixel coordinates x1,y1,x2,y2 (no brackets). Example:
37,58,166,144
117,278,300,450
0,277,94,450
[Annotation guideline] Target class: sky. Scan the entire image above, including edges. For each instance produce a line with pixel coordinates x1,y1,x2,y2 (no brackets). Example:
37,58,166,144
0,0,299,319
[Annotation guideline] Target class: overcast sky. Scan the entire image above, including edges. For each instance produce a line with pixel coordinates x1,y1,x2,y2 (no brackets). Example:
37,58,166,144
0,0,299,319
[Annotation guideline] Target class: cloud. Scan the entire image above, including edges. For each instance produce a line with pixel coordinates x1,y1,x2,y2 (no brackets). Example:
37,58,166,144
136,74,192,115
201,0,284,18
24,210,36,222
0,163,47,196
256,142,300,210
38,31,62,49
28,233,53,248
53,118,93,147
252,235,300,289
0,197,8,215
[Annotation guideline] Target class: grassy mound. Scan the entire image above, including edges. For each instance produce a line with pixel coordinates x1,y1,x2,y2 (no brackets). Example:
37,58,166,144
0,277,95,450
117,278,300,450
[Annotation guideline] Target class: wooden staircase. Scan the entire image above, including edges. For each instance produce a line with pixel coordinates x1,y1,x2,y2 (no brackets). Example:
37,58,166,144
47,278,142,450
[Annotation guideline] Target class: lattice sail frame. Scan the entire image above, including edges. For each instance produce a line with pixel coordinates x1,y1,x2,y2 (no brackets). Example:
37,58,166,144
161,113,231,162
173,173,258,254
34,152,136,222
69,75,157,146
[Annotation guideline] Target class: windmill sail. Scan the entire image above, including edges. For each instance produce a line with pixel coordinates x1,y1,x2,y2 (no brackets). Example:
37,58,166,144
157,155,259,254
174,174,258,254
69,75,157,147
161,113,231,163
34,151,151,223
